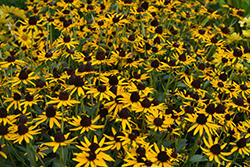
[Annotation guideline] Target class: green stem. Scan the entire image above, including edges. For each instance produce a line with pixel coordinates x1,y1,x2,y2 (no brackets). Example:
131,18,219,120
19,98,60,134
188,134,201,165
6,143,16,167
31,29,34,71
229,152,239,167
61,105,65,133
60,146,64,167
7,141,27,166
28,142,46,167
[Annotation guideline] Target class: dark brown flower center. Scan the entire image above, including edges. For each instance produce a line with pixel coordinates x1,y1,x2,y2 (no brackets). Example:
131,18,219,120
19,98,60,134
97,85,106,92
171,152,178,158
157,151,169,162
130,92,140,102
63,36,71,43
96,51,105,60
14,93,21,100
191,79,201,89
89,143,100,152
233,49,242,57
80,116,92,127
87,151,96,161
179,53,186,61
155,26,163,34
218,82,224,87
19,114,28,124
46,106,56,117
129,132,137,140
25,94,34,101
7,56,16,62
74,76,85,87
18,124,28,135
237,138,246,148
137,83,146,90
240,84,248,90
59,91,69,100
29,16,37,25
196,114,207,124
210,144,221,155
124,0,133,4
36,79,46,88
45,51,53,58
235,98,244,106
0,125,8,135
211,36,218,43
141,98,151,108
219,74,227,81
19,70,28,80
136,147,146,155
225,114,231,120
54,130,65,142
198,29,205,35
185,106,194,114
109,75,118,85
215,104,225,113
128,35,135,41
99,108,108,118
154,118,163,126
151,60,159,68
119,108,129,119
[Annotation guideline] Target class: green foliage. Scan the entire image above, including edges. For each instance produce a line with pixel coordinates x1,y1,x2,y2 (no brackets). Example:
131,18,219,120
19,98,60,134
0,0,25,9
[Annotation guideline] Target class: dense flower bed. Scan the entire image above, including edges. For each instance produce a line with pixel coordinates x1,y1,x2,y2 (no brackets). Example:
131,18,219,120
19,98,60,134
0,0,250,167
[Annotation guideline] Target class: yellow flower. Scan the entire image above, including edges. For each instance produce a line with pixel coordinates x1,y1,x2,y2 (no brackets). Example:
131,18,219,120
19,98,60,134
11,124,41,144
42,131,77,153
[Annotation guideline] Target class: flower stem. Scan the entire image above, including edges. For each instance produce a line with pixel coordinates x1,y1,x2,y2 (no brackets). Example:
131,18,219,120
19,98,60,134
7,141,27,166
188,134,201,166
61,105,65,133
229,152,239,167
60,146,64,167
28,142,46,167
6,143,16,167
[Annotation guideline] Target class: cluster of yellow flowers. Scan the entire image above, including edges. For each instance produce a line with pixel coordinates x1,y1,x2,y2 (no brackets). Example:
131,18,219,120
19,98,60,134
0,0,250,167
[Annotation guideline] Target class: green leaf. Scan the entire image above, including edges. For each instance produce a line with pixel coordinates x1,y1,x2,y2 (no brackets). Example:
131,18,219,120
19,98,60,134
161,141,173,147
34,64,47,73
189,155,208,163
218,0,226,6
177,83,187,87
113,158,123,167
177,139,187,152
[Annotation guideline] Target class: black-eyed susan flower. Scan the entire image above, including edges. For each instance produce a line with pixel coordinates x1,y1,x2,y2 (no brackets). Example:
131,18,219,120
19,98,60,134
186,113,220,137
230,135,250,157
34,106,62,129
46,91,80,108
119,130,147,148
11,123,41,144
20,93,43,112
0,125,13,140
151,143,174,167
104,127,125,150
115,108,134,132
0,107,17,125
73,135,114,167
10,69,38,87
201,137,231,164
69,115,104,134
86,84,113,101
42,130,76,153
3,92,23,111
146,111,174,132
